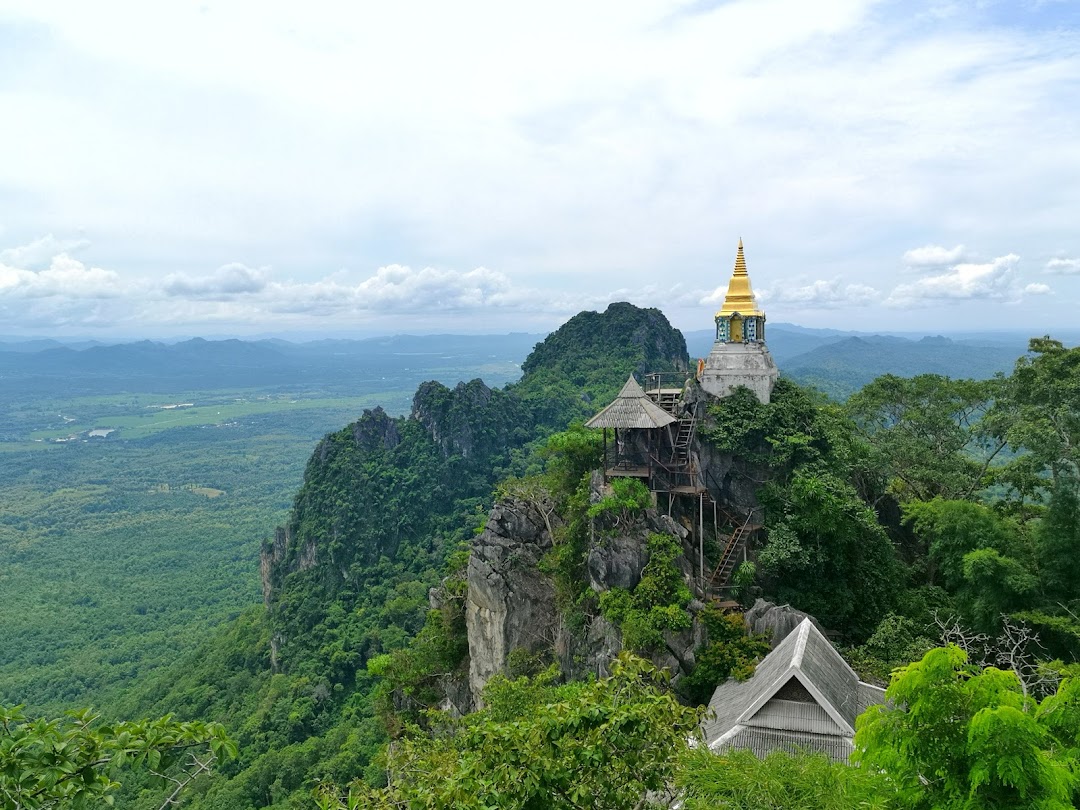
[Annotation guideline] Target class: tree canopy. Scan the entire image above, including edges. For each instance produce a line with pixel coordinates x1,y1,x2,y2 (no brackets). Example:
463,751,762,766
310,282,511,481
0,705,235,810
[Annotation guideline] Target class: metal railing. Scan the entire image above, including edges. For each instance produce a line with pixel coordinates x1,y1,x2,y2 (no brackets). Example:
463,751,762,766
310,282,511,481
643,371,692,392
649,454,701,491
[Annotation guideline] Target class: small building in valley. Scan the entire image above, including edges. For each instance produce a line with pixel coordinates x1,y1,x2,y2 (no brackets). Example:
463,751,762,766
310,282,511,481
701,618,885,762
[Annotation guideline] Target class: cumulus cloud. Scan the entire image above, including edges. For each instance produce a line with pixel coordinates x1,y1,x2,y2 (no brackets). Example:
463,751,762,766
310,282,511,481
902,244,967,268
753,279,880,309
146,262,713,326
1024,282,1052,295
0,254,123,299
163,263,269,298
151,263,583,320
886,254,1021,306
1045,257,1080,274
351,265,513,310
0,234,91,269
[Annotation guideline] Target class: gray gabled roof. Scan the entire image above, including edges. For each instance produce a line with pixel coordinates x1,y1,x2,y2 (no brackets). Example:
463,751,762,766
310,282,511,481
584,374,678,430
701,618,885,760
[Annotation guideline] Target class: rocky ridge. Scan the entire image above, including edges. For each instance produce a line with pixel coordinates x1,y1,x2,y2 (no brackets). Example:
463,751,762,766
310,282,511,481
463,471,714,704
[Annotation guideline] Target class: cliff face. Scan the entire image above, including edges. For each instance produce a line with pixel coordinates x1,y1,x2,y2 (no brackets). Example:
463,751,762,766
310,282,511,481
259,406,408,604
261,381,531,612
411,378,531,463
466,495,562,701
463,473,707,704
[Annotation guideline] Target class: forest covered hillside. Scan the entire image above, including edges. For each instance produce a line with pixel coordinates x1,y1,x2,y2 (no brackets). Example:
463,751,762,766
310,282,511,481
76,302,690,809
7,306,1080,810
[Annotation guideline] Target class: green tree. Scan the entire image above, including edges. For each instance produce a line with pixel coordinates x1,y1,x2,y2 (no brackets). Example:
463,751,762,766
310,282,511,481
759,469,901,639
678,747,895,810
902,498,1020,589
0,704,235,810
903,499,1035,631
316,654,702,810
846,374,1005,502
1035,472,1080,602
855,645,1077,809
999,338,1080,484
679,607,771,704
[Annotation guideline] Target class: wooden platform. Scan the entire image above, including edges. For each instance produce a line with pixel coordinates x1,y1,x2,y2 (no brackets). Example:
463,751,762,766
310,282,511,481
605,465,650,478
668,484,706,494
710,599,741,611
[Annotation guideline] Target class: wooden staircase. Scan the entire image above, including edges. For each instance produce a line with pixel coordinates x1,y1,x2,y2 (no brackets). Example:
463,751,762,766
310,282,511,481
672,414,695,464
645,387,698,470
708,513,761,588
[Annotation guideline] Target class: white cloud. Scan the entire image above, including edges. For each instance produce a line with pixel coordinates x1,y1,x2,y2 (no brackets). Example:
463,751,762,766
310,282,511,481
1045,257,1080,274
1025,282,1052,294
886,254,1022,306
0,234,91,269
351,265,512,311
149,262,638,321
0,254,123,299
132,261,733,330
902,244,967,267
163,263,269,298
755,279,880,309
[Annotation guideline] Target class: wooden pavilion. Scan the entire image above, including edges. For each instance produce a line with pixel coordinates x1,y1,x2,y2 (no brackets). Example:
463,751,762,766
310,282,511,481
584,374,676,480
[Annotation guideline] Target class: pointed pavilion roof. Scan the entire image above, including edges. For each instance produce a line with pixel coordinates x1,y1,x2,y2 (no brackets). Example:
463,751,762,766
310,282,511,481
716,238,764,318
701,618,886,761
584,374,678,430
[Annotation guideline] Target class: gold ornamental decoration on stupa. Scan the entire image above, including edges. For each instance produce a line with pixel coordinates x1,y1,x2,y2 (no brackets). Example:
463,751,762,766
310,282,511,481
716,238,763,317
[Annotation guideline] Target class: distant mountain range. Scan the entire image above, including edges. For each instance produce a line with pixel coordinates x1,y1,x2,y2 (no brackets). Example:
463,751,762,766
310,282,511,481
685,324,1070,398
3,322,1074,401
0,333,546,397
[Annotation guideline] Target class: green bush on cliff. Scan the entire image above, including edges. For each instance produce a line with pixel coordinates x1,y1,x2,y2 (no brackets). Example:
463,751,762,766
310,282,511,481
599,533,693,652
316,653,702,810
680,607,771,704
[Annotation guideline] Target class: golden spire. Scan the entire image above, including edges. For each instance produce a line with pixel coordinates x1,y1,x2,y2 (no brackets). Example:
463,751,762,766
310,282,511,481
717,238,763,317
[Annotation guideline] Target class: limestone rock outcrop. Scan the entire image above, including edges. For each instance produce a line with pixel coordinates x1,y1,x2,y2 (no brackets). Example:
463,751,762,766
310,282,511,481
744,599,823,647
464,473,707,703
466,495,562,704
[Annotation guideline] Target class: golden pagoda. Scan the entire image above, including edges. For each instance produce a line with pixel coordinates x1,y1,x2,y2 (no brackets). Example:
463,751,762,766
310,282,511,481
700,240,778,403
716,239,763,318
714,239,766,346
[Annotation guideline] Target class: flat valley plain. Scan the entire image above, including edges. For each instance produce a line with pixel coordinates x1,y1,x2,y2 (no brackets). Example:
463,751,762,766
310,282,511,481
0,334,540,712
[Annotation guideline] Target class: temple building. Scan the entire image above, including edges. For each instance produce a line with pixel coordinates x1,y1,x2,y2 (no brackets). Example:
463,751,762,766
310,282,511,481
699,240,779,404
701,618,886,762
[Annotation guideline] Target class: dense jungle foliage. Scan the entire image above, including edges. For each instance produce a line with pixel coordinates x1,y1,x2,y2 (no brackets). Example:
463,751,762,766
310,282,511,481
72,303,690,809
6,309,1080,809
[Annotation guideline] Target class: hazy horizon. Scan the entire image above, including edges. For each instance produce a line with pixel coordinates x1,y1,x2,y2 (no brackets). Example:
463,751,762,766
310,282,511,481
3,317,1079,348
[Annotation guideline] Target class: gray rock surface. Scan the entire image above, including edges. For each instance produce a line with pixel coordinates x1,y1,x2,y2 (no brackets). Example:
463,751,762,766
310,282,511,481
466,495,561,704
465,472,709,697
744,599,823,647
587,534,651,592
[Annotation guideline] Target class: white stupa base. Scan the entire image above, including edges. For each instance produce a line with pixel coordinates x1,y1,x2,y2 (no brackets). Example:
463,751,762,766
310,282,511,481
700,341,779,404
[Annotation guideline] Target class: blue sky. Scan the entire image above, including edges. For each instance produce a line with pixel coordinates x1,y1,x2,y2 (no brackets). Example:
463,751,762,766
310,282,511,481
1,0,1079,337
